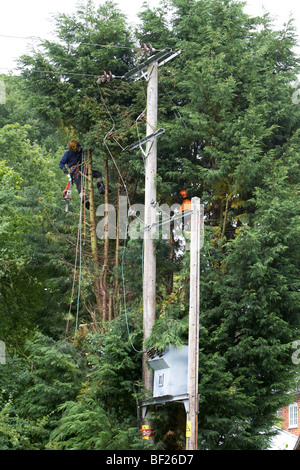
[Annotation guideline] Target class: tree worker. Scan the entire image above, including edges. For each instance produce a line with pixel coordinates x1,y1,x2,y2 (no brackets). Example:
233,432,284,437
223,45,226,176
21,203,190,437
59,140,105,210
179,189,191,213
179,189,192,233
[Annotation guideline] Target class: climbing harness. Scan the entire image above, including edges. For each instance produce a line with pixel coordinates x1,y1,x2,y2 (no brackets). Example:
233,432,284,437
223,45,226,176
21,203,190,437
61,163,85,212
62,173,72,212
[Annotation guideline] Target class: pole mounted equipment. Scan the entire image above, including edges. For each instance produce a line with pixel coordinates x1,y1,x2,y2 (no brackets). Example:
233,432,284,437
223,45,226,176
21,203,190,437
122,48,182,82
141,43,154,57
97,71,114,83
124,128,165,159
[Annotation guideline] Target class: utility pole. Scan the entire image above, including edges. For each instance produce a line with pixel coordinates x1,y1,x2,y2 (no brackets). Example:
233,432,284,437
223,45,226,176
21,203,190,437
186,197,201,450
142,62,158,393
122,45,181,407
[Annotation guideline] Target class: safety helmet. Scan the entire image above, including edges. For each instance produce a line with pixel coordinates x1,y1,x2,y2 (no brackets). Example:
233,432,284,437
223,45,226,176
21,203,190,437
69,140,79,150
179,189,188,198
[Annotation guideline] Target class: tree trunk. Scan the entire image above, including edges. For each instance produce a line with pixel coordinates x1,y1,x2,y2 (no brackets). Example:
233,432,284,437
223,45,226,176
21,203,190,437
86,149,102,320
101,152,109,321
113,180,121,316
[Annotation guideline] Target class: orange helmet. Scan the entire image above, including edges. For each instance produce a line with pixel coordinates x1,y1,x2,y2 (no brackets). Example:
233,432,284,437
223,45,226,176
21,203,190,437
179,189,187,198
69,140,79,150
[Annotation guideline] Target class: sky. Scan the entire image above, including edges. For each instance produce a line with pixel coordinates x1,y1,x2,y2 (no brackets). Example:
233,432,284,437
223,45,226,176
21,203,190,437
0,0,300,72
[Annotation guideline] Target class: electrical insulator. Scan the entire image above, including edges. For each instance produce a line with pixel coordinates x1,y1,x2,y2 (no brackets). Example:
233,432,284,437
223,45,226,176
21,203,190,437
141,43,153,57
97,71,113,84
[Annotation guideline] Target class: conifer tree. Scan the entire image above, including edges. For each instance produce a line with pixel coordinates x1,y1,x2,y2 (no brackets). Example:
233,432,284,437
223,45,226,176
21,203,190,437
1,0,298,450
19,0,140,324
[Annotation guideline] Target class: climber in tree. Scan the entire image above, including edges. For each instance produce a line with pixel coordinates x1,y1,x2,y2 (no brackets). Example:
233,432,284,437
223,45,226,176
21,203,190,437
179,189,191,213
59,140,105,210
179,189,192,232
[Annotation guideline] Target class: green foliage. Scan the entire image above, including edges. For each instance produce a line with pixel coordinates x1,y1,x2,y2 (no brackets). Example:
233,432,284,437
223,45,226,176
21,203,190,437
47,317,156,450
48,399,147,450
0,0,299,451
0,392,36,450
85,316,143,414
146,265,190,351
0,74,65,151
19,0,135,135
195,152,300,448
15,333,86,420
0,333,87,449
0,123,70,347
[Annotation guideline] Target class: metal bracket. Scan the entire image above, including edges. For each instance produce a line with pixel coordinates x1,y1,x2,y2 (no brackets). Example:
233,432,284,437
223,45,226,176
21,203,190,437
124,128,165,158
122,48,182,82
141,394,190,418
143,209,193,232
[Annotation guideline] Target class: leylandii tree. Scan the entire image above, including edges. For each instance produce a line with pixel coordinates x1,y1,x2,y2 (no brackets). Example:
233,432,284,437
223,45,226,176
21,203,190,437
9,0,300,449
0,122,71,347
19,0,143,324
197,153,300,449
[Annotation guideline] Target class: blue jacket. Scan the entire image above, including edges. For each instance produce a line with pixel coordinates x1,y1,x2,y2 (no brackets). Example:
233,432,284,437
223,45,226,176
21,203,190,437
59,149,83,170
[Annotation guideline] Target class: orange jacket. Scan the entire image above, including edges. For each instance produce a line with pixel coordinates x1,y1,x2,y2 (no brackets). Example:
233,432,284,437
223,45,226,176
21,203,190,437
179,198,192,213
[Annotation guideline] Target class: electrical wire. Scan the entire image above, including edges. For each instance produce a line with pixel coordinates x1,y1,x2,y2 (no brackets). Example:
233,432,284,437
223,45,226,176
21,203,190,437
0,34,41,40
0,34,149,52
103,138,143,352
0,67,105,77
22,68,106,78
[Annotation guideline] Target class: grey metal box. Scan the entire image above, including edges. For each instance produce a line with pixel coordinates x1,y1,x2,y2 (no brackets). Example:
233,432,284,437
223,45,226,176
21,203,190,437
147,345,188,398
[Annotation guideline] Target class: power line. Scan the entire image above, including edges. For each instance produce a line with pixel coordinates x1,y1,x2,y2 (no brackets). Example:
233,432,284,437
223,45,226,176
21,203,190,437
22,69,105,78
0,67,113,78
0,33,144,51
0,34,41,41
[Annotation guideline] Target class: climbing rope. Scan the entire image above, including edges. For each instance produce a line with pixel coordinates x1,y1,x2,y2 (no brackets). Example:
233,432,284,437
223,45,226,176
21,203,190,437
65,159,88,337
65,200,82,338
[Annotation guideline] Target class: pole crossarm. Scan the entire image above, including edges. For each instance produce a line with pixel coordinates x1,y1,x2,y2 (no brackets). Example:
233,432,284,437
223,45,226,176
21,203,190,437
122,48,182,82
123,128,165,158
143,209,193,232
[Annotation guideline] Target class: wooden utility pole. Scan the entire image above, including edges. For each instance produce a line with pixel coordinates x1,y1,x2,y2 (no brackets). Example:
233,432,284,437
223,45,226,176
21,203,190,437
122,46,181,414
186,197,201,450
142,62,158,393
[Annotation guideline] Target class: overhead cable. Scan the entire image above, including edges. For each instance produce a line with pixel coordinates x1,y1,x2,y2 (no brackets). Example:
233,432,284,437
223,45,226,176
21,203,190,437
0,34,147,51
